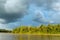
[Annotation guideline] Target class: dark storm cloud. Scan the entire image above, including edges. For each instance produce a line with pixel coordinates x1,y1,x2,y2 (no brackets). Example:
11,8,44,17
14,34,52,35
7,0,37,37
0,13,25,23
0,0,29,24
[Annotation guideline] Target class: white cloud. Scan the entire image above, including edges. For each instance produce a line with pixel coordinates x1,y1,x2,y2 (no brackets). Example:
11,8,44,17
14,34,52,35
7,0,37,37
4,0,29,13
51,2,60,12
0,19,6,23
49,21,54,23
0,23,12,30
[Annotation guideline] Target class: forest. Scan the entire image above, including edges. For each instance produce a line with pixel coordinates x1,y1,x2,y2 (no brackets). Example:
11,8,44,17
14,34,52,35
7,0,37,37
12,24,60,34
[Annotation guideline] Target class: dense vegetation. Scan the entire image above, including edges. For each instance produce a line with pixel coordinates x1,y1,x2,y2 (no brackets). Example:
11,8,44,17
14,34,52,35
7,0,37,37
12,24,60,34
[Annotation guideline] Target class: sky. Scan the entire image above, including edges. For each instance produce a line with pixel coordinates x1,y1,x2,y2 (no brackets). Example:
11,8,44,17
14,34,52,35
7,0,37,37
0,0,60,30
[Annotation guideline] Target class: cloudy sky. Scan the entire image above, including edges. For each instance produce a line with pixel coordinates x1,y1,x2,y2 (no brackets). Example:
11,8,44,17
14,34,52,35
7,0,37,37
0,0,60,30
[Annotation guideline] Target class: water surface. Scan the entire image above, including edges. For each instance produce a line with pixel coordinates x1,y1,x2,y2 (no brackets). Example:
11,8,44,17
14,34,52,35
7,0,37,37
0,33,60,40
0,33,20,40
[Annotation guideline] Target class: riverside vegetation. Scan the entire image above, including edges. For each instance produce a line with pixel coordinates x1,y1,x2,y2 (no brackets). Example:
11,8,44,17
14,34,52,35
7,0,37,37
12,24,60,34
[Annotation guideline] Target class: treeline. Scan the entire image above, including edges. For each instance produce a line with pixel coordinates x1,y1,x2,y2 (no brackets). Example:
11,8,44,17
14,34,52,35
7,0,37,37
12,24,60,34
0,29,12,33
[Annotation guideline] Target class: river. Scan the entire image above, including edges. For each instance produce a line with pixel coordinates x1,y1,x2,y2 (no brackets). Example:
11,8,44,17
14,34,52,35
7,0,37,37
0,33,20,40
0,33,60,40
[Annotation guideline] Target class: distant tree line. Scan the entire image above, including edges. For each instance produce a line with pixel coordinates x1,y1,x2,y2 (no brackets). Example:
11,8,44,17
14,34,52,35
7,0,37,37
12,24,60,34
0,29,12,33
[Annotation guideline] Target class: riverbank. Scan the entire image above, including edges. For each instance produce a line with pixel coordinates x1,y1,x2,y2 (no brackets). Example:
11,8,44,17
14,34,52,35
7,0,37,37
1,33,60,35
11,33,60,36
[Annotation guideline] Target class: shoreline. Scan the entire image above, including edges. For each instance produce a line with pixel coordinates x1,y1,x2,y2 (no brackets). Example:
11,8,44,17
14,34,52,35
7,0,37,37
8,33,60,36
0,33,60,36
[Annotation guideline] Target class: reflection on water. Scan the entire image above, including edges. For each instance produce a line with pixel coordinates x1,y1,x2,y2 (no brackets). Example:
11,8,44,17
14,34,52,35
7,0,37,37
0,33,20,40
21,34,60,40
30,35,60,40
0,33,60,40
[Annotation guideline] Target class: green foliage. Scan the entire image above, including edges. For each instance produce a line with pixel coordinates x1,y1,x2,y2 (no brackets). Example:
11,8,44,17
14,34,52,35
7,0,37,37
12,24,60,34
